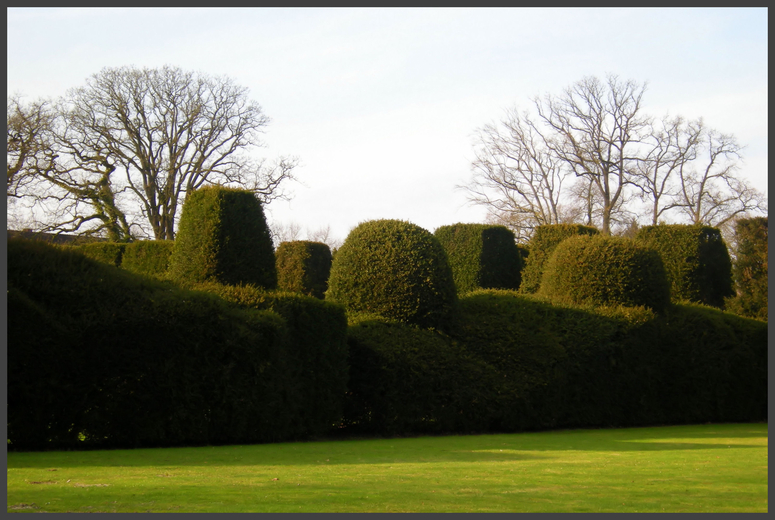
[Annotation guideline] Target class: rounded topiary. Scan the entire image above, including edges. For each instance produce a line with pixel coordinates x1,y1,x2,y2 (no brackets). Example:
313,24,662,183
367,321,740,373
539,234,670,313
275,241,332,299
168,186,277,288
520,224,599,294
326,219,457,329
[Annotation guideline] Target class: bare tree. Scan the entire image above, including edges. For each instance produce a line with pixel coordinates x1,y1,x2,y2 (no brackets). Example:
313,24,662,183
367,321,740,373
7,95,55,199
461,107,572,241
7,95,136,241
674,125,766,228
635,115,702,225
536,75,650,235
28,65,298,240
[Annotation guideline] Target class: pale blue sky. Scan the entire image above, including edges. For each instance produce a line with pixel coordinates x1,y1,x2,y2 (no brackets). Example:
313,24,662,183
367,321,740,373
7,8,768,242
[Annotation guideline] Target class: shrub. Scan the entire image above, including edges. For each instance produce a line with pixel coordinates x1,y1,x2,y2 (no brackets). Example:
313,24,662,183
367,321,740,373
168,186,276,289
326,219,458,330
519,224,599,294
434,223,523,293
121,240,175,278
7,237,292,450
539,234,671,313
275,241,332,299
725,217,768,320
189,281,349,438
635,224,734,308
69,242,126,267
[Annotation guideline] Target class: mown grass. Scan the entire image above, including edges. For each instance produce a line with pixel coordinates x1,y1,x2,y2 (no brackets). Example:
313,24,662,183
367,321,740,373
6,423,767,513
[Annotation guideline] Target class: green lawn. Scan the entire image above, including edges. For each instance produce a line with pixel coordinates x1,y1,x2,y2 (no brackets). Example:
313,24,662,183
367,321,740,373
6,423,767,513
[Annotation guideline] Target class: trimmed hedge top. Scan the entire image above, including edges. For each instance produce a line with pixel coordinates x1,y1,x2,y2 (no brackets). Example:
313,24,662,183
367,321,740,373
434,223,524,293
635,224,733,308
326,219,458,330
168,186,277,289
520,223,599,294
539,234,671,313
275,241,332,299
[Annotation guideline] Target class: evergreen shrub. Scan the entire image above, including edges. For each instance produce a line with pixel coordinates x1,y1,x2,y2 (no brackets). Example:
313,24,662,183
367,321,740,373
275,241,332,299
69,242,126,267
539,234,671,313
519,224,599,294
168,186,276,289
121,240,175,278
326,219,458,330
189,281,349,438
8,238,297,450
635,224,734,308
725,217,768,320
434,223,523,293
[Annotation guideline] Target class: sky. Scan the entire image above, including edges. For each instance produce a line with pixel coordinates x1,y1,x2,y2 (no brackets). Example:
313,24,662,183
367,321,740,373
7,7,768,244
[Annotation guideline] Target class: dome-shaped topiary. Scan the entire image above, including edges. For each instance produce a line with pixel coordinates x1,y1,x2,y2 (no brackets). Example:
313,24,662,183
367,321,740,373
520,223,599,294
539,234,670,313
169,186,277,288
326,219,457,329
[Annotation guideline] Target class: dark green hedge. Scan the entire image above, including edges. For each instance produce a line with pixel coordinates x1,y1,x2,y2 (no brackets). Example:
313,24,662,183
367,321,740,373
169,186,277,289
326,219,458,330
520,224,599,294
539,234,671,313
68,242,127,267
275,241,332,299
725,217,768,321
341,289,767,436
186,281,349,438
7,238,326,450
434,223,523,293
636,224,734,308
121,240,175,278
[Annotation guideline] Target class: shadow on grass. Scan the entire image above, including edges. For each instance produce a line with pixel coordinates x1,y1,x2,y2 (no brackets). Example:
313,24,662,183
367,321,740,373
7,423,766,469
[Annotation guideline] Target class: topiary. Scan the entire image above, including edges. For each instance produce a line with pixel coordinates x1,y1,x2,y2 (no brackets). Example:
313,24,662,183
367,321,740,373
635,224,733,308
168,186,276,289
520,223,599,294
539,234,670,313
326,219,458,330
434,223,523,293
275,241,332,299
725,217,767,320
70,242,127,267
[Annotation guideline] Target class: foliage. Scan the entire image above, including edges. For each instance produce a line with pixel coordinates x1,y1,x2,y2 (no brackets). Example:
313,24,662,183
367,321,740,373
68,241,126,267
188,281,349,438
725,216,768,320
326,219,458,330
169,186,277,289
120,240,175,278
538,234,671,313
434,223,523,293
519,223,599,294
7,237,297,450
275,240,332,299
635,224,734,308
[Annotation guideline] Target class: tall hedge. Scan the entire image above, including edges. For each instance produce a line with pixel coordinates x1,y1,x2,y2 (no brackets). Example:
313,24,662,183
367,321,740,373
725,217,768,320
538,234,671,313
520,224,599,294
635,224,734,308
189,281,349,438
434,223,523,293
326,219,458,330
8,238,295,450
121,240,175,278
275,241,332,299
169,186,276,289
